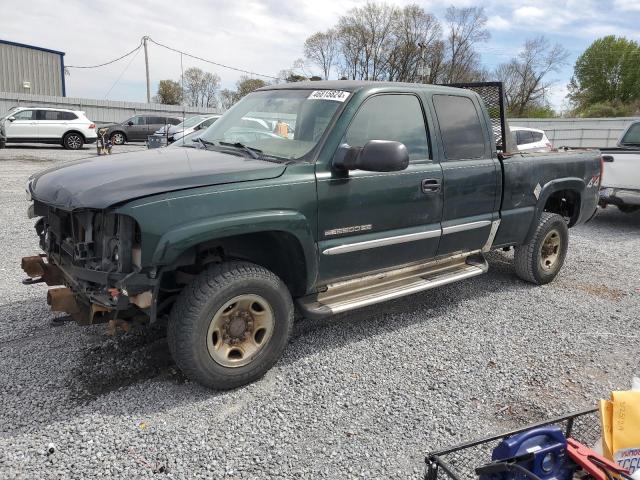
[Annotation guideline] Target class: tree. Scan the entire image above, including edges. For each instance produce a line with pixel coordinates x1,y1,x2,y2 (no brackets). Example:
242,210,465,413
386,5,442,83
219,89,236,110
336,2,396,80
235,76,268,100
442,6,490,83
181,67,221,107
568,36,640,115
495,36,569,117
154,79,183,105
304,30,338,80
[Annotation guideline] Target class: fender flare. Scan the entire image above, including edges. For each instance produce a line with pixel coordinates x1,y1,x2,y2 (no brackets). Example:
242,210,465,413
524,177,585,243
151,209,318,290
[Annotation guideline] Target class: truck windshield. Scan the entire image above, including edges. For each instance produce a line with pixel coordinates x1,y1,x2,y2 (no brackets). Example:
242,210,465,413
199,89,348,161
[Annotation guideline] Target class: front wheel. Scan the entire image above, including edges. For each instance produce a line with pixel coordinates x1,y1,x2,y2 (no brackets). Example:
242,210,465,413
167,261,294,390
110,132,126,145
63,132,84,150
514,212,569,285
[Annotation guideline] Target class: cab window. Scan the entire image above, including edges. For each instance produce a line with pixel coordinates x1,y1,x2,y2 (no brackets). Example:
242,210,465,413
432,95,487,160
344,94,430,161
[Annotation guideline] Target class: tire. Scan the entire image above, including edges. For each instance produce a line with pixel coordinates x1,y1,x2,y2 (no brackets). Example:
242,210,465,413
110,131,126,145
167,261,294,390
63,132,84,150
514,212,568,285
618,205,639,214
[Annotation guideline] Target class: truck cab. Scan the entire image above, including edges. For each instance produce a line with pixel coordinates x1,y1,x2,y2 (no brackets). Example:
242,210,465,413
22,81,601,390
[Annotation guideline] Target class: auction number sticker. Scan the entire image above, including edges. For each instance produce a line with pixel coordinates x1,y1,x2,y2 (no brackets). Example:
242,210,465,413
308,90,350,102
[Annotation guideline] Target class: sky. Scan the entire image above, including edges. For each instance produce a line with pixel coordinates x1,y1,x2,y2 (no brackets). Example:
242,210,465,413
1,0,639,112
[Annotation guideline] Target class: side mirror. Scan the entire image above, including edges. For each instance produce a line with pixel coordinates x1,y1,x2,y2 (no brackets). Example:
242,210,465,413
7,116,15,122
127,121,134,126
333,140,409,172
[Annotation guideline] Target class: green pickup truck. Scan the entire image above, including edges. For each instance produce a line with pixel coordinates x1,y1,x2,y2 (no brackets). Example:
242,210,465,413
23,81,601,389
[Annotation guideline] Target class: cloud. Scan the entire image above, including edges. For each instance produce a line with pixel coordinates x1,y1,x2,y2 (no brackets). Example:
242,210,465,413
487,15,511,30
0,0,638,109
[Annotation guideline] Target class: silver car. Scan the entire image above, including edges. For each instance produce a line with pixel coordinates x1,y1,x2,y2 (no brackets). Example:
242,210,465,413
157,114,221,143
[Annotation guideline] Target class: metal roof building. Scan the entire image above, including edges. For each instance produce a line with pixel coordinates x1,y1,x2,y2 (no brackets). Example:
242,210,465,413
0,39,65,97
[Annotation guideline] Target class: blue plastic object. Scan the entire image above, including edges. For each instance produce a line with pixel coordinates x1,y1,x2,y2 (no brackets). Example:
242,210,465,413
480,426,576,480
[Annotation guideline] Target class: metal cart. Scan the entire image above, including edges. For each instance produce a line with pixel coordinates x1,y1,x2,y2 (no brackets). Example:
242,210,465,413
425,409,601,480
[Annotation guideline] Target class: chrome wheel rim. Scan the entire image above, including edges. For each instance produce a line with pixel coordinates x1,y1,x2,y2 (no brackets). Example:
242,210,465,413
112,133,123,144
540,229,561,271
206,294,274,368
67,135,81,149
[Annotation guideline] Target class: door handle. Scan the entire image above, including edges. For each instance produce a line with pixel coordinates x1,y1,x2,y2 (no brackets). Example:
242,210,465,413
602,155,614,163
421,178,440,193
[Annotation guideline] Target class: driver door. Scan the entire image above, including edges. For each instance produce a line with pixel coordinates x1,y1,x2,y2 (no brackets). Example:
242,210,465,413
316,93,443,284
5,109,37,140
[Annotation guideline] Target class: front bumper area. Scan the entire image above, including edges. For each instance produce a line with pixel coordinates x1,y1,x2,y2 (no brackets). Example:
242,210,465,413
21,254,158,325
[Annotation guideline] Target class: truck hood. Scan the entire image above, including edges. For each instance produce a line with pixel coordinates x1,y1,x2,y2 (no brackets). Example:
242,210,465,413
30,147,287,210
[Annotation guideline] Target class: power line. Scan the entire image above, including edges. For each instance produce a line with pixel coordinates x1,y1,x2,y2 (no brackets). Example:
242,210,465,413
146,36,280,80
66,40,144,69
104,46,142,99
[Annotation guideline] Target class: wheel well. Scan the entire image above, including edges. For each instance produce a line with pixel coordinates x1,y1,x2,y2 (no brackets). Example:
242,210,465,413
172,231,308,298
543,189,580,226
64,130,86,141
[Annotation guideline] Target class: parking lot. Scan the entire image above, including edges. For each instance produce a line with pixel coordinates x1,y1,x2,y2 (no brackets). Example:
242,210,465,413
0,147,639,479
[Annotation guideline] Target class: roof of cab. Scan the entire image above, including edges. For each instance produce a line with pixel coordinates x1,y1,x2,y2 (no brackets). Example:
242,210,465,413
258,80,474,95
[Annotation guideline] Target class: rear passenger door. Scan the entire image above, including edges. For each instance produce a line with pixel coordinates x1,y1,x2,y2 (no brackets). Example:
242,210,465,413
431,94,500,256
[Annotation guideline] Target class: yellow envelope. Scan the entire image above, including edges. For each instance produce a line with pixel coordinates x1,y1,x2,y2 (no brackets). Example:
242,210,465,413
600,388,640,475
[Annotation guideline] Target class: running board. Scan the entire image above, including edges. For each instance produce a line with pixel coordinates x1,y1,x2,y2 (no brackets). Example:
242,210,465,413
298,254,488,319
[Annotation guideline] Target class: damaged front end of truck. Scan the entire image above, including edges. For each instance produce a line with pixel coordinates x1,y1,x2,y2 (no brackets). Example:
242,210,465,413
22,201,158,327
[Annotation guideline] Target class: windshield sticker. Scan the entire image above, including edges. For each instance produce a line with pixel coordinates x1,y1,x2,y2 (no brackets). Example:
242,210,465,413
308,90,350,102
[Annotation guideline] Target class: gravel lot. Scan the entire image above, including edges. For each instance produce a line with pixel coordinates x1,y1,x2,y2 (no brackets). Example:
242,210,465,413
0,146,638,479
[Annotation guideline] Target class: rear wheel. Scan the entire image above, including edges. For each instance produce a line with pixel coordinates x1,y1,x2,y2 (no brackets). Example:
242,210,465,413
110,132,126,145
167,261,293,390
63,132,84,150
514,212,568,285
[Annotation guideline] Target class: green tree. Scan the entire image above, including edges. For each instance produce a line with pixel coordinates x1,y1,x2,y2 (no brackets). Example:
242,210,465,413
568,36,640,115
235,76,268,100
154,79,183,105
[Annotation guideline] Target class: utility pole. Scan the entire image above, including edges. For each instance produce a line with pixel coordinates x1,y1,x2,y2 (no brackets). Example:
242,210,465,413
143,36,151,103
417,42,430,84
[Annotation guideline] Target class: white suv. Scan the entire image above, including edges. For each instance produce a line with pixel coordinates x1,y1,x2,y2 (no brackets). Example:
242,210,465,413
0,107,97,150
511,126,552,152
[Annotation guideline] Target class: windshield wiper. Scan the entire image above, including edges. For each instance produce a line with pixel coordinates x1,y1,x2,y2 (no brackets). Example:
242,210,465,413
218,141,263,159
196,138,216,150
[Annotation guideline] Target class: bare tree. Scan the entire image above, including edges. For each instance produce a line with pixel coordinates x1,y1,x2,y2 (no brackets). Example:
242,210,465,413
202,72,220,108
304,29,338,79
336,3,395,80
386,5,442,82
182,67,205,107
495,36,569,116
442,6,490,83
219,89,236,110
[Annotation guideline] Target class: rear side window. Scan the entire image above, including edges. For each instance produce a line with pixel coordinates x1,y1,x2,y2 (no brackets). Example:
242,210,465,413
432,95,486,160
516,130,534,145
201,117,218,128
37,110,77,121
168,117,181,125
621,123,640,145
344,94,429,161
532,131,543,142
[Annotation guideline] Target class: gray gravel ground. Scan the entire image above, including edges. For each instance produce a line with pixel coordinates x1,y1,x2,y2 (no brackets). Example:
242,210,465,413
0,148,639,479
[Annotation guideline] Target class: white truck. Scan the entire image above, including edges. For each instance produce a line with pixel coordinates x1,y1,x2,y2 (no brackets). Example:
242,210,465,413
599,120,640,213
